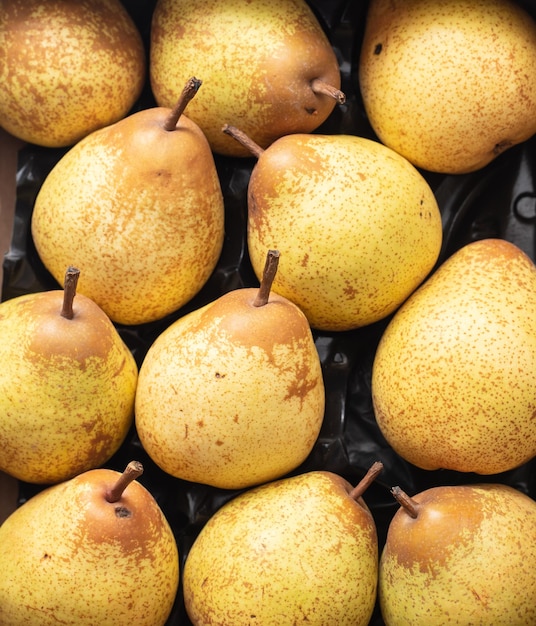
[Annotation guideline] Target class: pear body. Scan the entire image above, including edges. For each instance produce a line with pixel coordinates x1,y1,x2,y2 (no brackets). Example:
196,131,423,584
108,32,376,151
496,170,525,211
150,0,341,156
380,483,536,625
247,133,442,331
0,0,145,148
0,289,138,484
0,466,179,625
359,0,536,174
31,107,225,326
372,238,536,474
183,470,378,626
135,287,325,489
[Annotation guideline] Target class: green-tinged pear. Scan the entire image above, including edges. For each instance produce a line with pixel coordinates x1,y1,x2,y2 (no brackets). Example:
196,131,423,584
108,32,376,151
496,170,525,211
0,267,137,484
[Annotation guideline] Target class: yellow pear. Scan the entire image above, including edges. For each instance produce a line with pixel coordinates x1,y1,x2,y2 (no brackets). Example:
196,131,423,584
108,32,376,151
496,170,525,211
183,463,383,626
379,483,536,624
0,461,180,625
135,250,325,490
0,267,138,484
31,78,225,326
0,0,146,148
372,238,536,474
359,0,536,174
150,0,345,157
224,125,442,331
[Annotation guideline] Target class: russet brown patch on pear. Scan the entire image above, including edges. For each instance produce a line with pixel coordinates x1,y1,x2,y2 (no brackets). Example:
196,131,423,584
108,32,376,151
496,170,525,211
24,292,120,369
386,486,486,575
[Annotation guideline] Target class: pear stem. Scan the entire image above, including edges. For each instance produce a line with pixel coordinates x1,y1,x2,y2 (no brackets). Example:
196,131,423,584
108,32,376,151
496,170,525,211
311,78,346,105
391,486,419,519
163,76,202,131
222,124,264,158
105,461,144,503
349,461,383,500
61,266,80,320
253,249,280,307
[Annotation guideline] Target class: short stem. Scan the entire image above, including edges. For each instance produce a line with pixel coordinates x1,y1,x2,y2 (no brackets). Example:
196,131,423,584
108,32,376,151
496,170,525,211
222,124,264,158
253,250,280,307
311,78,346,105
163,76,202,131
105,461,144,503
349,461,383,500
391,486,419,519
61,266,80,320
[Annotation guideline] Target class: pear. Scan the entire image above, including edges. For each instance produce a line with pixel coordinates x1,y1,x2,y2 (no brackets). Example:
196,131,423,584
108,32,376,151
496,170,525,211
224,125,442,332
379,483,536,624
135,250,325,490
0,0,146,148
183,462,383,626
150,0,345,157
0,461,180,625
31,78,225,326
0,267,138,484
359,0,536,174
372,238,536,475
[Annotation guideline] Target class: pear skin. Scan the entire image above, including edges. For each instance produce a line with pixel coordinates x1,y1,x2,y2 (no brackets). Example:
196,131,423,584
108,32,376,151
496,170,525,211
0,462,179,625
0,0,146,147
135,256,325,490
183,467,381,626
372,238,536,474
150,0,343,156
243,132,442,331
0,270,138,484
359,0,536,174
31,84,225,326
379,483,536,624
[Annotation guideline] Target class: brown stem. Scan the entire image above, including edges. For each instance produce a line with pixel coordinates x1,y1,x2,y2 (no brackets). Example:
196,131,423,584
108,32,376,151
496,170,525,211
391,486,419,519
163,76,202,131
61,266,80,320
105,461,144,503
253,250,280,307
349,461,383,500
311,78,346,105
222,124,264,158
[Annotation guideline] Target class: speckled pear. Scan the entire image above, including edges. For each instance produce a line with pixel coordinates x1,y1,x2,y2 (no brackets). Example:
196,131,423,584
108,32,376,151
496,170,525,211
0,462,179,625
0,267,138,485
224,126,442,331
183,464,382,626
31,79,225,326
135,251,325,490
372,238,536,474
150,0,344,156
379,483,536,624
359,0,536,174
0,0,146,147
